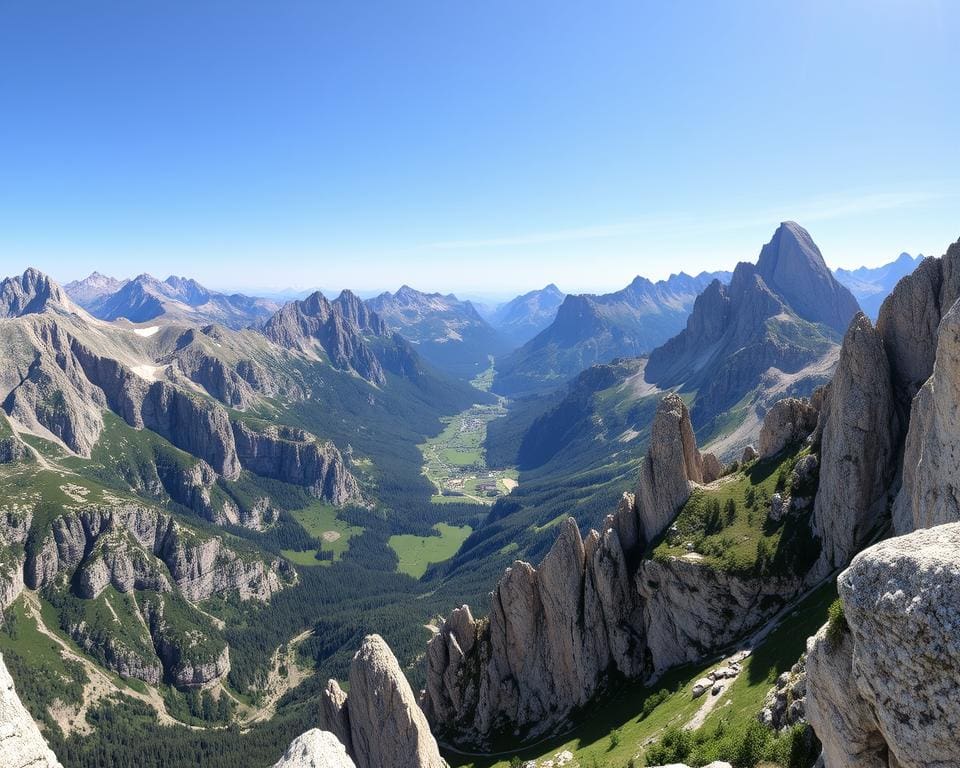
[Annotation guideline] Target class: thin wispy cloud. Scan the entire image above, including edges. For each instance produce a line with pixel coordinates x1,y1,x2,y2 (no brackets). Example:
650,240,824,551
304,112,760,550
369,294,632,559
421,187,949,252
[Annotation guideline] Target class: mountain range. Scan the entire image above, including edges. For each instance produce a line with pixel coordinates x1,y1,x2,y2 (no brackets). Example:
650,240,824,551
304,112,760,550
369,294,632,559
65,272,281,329
492,270,731,396
365,286,511,378
2,222,954,768
485,283,566,347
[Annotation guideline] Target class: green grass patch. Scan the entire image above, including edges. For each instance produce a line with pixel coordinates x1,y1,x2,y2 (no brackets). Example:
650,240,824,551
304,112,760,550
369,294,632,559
653,445,820,576
389,523,473,578
281,502,363,565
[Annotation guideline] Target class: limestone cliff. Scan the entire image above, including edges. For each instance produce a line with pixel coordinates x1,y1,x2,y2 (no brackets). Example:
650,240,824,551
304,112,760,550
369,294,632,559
812,314,897,571
892,297,960,533
635,393,704,543
0,653,63,768
806,523,960,768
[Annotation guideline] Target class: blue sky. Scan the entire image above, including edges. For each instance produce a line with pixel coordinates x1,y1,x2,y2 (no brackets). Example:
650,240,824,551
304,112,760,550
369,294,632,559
0,1,957,297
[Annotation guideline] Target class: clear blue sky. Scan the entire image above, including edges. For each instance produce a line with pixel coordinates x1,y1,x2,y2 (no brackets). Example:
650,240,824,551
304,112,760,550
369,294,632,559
0,1,957,296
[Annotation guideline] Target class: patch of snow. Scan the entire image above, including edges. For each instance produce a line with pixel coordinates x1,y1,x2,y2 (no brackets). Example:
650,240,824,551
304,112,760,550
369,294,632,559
131,364,162,381
133,325,160,337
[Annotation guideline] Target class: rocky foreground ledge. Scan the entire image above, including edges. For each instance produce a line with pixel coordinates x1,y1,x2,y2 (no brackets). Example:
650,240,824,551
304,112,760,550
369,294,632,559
806,522,960,768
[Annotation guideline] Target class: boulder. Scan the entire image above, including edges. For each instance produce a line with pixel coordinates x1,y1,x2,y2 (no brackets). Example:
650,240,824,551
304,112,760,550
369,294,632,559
806,523,960,768
741,445,758,463
758,397,819,459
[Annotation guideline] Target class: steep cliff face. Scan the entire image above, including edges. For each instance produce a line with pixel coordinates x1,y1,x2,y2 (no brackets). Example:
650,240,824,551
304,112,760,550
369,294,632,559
232,422,360,504
635,394,705,543
23,503,285,604
313,634,446,768
0,654,63,768
806,523,960,768
892,297,960,534
812,314,897,571
876,239,960,404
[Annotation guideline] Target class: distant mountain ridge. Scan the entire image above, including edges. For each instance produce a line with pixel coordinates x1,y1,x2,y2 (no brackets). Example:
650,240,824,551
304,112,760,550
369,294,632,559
366,285,510,379
834,251,922,319
487,283,566,347
492,270,730,396
65,272,280,329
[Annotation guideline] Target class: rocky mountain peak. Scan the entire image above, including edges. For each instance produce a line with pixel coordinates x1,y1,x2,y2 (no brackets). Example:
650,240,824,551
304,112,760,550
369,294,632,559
756,221,860,334
0,268,81,318
313,634,445,768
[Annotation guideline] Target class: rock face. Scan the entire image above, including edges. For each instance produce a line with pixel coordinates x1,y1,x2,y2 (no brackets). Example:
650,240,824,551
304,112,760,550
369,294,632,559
876,239,960,404
232,422,359,504
263,291,390,385
272,730,357,768
812,314,897,571
806,523,960,768
316,634,445,768
893,297,960,533
635,394,704,544
23,503,285,604
0,654,63,768
758,397,819,459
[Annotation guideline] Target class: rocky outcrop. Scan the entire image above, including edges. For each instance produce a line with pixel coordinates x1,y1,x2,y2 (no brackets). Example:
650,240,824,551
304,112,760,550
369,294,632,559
316,635,445,768
806,523,960,768
0,653,63,768
758,397,819,459
24,503,286,603
232,422,359,504
812,314,897,571
262,291,389,385
635,394,704,544
876,238,960,404
892,297,960,534
759,655,807,732
141,594,230,687
272,730,356,768
639,557,801,677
